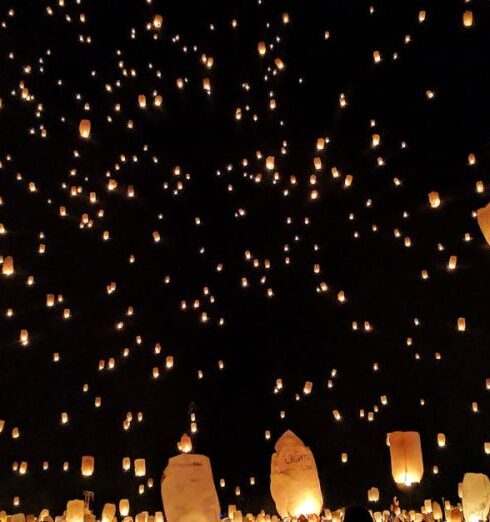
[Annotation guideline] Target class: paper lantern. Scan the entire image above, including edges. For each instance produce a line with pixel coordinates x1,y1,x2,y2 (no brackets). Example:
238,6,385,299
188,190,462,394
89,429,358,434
81,455,94,477
19,329,29,346
463,10,473,28
457,317,466,332
266,156,275,171
134,458,146,477
177,433,192,454
373,51,381,64
428,192,441,208
119,500,130,517
388,431,424,486
303,381,313,395
433,502,443,520
368,487,380,502
477,202,490,246
101,504,116,522
122,457,131,471
437,433,446,447
79,119,91,139
258,41,266,56
138,95,147,109
161,453,221,522
462,473,490,522
152,15,163,29
2,256,14,276
270,430,323,518
66,500,85,522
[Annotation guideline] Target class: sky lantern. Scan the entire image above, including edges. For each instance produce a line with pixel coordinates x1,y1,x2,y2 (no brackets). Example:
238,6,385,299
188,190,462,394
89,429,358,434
134,458,146,477
81,456,94,477
152,14,163,29
463,11,473,28
476,202,490,245
368,487,380,502
119,499,129,517
177,433,193,454
2,256,14,276
258,42,266,56
388,431,424,487
138,95,146,109
161,453,221,522
79,119,91,138
270,430,323,518
101,504,116,522
428,192,441,208
66,500,84,522
462,473,490,522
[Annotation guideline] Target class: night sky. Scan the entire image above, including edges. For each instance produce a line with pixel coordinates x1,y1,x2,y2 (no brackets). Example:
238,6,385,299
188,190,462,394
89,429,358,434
0,0,490,517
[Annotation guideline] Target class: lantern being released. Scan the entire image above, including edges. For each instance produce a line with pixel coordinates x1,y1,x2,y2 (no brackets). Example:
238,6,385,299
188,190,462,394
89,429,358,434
462,473,490,522
270,430,323,518
161,453,221,522
388,431,424,487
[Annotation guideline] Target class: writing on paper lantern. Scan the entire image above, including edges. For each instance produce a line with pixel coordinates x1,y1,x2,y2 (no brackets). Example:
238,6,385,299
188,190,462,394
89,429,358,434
270,430,323,518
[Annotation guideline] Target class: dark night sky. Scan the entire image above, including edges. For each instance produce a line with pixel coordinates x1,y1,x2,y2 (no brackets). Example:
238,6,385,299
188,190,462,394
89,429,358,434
0,0,490,517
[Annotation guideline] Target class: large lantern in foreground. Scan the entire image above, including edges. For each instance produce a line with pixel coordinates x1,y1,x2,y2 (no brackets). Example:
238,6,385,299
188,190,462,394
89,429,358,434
161,453,221,522
477,202,490,246
388,431,424,486
462,473,490,522
270,430,323,518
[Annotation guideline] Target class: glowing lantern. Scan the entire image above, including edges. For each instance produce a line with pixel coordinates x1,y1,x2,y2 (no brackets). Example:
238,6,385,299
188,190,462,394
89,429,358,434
373,51,381,64
138,95,147,109
134,458,146,477
463,11,473,28
388,431,424,486
448,256,457,270
2,256,14,276
177,433,193,454
303,381,313,395
437,434,446,448
266,156,275,171
428,192,440,208
368,488,380,502
258,41,266,56
161,453,221,522
19,329,29,346
122,457,131,471
457,317,466,332
102,504,116,522
270,430,323,518
462,473,490,522
66,500,85,522
79,119,91,139
81,455,94,477
153,15,163,29
119,500,130,517
476,202,490,245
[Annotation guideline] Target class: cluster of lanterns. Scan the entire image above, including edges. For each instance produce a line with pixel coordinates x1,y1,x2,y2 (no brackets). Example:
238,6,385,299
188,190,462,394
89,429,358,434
0,0,488,517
